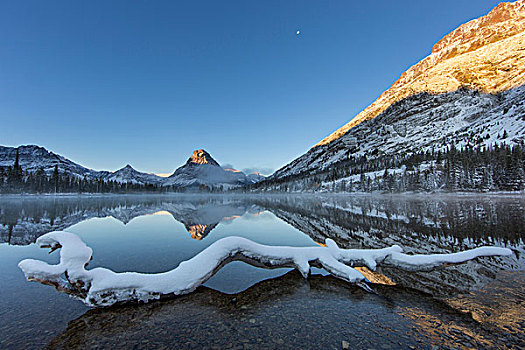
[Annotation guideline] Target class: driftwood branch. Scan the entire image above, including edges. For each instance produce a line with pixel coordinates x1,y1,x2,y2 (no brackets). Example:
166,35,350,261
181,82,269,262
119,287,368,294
18,231,512,307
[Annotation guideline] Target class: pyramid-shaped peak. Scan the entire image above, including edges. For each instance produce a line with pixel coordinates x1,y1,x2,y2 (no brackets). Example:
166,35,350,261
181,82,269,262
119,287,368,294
114,164,135,172
187,149,220,166
112,164,135,174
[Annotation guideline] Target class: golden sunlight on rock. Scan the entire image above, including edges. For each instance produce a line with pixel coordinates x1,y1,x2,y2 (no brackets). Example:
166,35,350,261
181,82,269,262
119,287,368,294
317,0,525,146
186,224,217,240
398,306,495,349
188,149,219,166
446,271,525,337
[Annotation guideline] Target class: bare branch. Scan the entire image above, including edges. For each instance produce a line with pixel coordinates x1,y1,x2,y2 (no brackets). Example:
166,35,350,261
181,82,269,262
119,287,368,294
18,231,512,307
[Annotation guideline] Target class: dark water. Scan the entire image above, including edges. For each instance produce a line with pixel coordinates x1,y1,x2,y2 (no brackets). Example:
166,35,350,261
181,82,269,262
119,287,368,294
0,194,524,349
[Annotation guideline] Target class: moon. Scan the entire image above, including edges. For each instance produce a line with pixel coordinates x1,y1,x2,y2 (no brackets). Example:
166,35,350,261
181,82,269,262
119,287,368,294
296,30,300,35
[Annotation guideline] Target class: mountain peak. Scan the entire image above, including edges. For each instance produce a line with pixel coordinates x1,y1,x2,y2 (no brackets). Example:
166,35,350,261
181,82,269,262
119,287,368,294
166,148,255,186
113,164,135,173
315,0,525,147
186,149,220,166
107,163,163,184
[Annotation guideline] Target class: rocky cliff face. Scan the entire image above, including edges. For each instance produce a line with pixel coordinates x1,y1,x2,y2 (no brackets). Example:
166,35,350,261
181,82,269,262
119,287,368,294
164,149,262,188
270,1,525,183
186,149,220,166
317,0,525,146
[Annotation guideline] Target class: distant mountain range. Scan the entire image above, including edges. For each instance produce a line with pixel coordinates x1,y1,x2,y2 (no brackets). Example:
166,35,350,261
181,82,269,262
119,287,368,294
0,145,264,188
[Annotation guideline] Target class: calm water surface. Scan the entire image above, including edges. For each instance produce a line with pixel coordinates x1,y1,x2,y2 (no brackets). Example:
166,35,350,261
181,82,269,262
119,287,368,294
0,194,523,349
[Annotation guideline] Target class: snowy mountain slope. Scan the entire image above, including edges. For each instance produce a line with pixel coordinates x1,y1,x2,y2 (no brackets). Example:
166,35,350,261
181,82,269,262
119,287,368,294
273,86,525,179
0,145,162,185
271,1,525,182
163,149,261,187
317,0,525,146
104,164,164,185
0,145,107,180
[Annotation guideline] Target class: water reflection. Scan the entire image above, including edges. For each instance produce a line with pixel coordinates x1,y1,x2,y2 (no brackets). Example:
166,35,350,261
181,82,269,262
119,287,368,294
2,194,524,248
1,194,524,349
1,194,523,295
251,195,524,296
45,271,523,349
0,195,263,244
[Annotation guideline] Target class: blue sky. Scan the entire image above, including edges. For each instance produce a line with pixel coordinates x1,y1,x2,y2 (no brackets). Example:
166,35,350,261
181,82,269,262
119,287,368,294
0,0,503,175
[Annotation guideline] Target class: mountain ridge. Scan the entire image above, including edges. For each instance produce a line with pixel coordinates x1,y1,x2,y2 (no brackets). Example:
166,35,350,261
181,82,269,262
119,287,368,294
0,145,264,189
316,0,525,147
267,0,525,188
271,85,525,181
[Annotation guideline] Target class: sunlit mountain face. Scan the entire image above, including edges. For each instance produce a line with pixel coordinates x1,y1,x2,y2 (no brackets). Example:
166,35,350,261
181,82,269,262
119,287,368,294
186,149,220,166
317,0,525,147
163,149,265,188
268,1,525,191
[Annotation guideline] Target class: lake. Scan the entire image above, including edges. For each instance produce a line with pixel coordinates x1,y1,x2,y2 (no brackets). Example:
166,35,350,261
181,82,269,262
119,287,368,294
1,194,524,349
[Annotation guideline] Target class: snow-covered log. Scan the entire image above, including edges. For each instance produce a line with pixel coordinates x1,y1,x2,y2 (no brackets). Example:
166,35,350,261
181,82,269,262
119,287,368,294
18,231,512,307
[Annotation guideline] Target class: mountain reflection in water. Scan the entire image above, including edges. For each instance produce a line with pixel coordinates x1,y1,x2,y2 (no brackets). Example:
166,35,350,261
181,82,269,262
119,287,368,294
0,195,264,244
2,194,524,246
1,194,523,294
0,194,523,349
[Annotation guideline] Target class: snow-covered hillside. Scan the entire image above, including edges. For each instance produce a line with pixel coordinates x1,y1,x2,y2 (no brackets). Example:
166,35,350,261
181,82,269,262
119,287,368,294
268,1,525,188
246,172,266,184
273,86,525,180
0,145,106,180
105,164,164,185
317,0,525,146
0,145,164,185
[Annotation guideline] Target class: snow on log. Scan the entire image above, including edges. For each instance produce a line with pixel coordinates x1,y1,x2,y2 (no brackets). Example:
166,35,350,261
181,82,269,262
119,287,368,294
18,231,512,307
